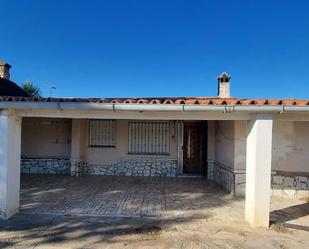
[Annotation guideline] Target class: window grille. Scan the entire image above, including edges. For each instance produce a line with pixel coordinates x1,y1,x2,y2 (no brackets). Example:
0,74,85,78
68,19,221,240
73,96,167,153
128,121,170,155
89,120,116,147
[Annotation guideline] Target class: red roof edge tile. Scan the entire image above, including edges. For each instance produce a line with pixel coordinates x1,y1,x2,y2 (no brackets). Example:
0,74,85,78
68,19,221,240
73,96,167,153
0,96,308,106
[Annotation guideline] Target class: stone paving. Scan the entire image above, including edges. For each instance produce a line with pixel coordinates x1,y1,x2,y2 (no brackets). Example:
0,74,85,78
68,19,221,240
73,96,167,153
20,175,309,227
20,175,241,219
1,175,306,248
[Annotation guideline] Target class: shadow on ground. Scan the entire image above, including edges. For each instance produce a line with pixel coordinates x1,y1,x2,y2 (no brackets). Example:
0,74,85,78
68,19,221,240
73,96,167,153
0,175,240,248
0,175,308,248
270,202,309,232
0,213,197,248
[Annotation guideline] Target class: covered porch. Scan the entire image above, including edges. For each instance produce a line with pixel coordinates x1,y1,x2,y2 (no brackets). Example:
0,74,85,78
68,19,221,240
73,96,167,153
1,105,309,227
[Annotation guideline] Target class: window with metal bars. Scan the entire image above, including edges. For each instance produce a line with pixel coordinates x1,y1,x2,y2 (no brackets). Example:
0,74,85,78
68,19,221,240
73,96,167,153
89,120,116,147
128,121,170,155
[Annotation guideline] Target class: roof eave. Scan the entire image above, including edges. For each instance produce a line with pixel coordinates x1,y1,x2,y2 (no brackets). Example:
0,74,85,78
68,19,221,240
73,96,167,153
1,101,309,113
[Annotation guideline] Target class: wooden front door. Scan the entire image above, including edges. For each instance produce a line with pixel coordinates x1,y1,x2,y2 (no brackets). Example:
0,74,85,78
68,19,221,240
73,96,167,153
183,122,202,174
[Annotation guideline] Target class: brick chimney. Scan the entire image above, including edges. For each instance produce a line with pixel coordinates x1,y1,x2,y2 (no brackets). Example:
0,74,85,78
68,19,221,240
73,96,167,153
0,61,12,80
217,72,231,98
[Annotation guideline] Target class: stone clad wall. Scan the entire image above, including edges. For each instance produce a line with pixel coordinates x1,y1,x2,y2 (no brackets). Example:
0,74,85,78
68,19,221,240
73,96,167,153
210,161,246,197
271,171,309,198
212,162,234,193
21,158,71,174
21,158,178,177
83,159,178,177
209,161,309,198
207,160,215,180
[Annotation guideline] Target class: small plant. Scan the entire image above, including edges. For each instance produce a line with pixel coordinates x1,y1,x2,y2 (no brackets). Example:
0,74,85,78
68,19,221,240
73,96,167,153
21,81,41,97
270,223,291,234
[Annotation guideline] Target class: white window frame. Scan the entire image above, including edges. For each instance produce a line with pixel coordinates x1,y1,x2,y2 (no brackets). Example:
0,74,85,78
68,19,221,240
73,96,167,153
89,119,116,147
128,121,170,155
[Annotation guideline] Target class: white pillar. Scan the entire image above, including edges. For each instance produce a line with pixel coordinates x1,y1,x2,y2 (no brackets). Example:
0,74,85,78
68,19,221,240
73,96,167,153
0,110,22,219
245,115,273,227
176,121,184,175
70,119,85,176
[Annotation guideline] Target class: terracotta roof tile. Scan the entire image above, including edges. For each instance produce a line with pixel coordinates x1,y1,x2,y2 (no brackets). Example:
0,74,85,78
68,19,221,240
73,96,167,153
0,96,308,106
150,99,162,104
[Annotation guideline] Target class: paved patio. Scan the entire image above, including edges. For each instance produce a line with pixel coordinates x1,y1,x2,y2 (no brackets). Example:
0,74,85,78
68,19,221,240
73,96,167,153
20,175,308,227
20,175,242,219
0,175,306,248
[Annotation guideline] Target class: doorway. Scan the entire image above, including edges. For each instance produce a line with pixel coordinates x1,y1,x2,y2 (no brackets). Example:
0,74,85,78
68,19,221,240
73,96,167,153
183,121,207,175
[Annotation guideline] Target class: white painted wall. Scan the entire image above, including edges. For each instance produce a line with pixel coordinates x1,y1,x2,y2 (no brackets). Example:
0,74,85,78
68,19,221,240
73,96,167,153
83,120,178,165
214,121,235,169
21,118,71,158
234,121,247,170
213,120,309,173
21,118,177,164
272,121,309,172
21,118,309,173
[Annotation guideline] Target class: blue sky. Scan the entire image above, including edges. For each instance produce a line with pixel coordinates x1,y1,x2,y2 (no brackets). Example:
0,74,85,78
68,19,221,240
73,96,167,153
1,0,309,98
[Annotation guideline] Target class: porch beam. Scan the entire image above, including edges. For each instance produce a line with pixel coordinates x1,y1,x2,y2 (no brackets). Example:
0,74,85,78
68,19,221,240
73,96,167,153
245,115,273,227
0,110,22,219
16,109,252,120
15,109,309,121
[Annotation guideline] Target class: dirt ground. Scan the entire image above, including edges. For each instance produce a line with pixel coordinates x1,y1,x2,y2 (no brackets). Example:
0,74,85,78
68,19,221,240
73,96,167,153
0,200,308,249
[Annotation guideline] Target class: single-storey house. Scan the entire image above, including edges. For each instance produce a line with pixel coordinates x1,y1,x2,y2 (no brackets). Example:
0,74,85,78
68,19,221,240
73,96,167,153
0,61,308,227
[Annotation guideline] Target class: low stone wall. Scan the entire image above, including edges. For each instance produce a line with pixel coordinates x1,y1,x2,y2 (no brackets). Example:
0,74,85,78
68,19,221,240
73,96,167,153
21,158,71,175
211,162,246,196
212,162,234,193
271,171,309,198
207,160,215,180
83,159,178,177
209,161,309,198
21,157,178,177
